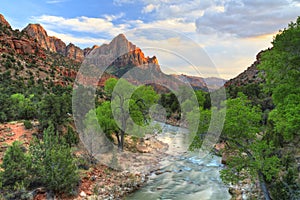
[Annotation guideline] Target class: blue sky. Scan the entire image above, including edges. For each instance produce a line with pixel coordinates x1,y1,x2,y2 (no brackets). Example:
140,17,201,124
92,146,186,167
1,0,300,79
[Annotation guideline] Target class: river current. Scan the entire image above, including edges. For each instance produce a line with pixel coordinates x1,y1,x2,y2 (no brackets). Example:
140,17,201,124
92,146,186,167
126,123,231,200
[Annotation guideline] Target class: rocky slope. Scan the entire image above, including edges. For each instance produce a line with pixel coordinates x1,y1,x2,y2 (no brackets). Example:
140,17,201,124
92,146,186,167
0,14,80,87
224,51,266,88
0,14,11,28
171,74,208,91
24,24,85,62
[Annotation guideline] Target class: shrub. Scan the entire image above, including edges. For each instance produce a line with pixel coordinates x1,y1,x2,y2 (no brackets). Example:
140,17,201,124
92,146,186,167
0,141,31,190
30,125,79,193
23,120,33,129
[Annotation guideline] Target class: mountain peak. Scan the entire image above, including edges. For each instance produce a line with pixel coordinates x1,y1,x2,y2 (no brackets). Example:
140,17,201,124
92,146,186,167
23,23,84,62
24,23,48,36
109,33,137,55
0,14,11,28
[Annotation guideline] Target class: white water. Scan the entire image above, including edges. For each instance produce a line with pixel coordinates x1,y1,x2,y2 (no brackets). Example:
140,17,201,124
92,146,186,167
126,123,231,200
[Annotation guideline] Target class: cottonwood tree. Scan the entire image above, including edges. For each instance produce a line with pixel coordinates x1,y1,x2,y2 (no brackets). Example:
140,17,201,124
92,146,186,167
95,78,158,151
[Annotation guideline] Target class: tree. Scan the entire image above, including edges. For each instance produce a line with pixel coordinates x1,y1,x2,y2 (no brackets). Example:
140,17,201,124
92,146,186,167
38,93,69,131
29,125,79,193
94,78,158,151
220,93,280,200
129,85,159,125
0,141,31,190
187,107,211,150
258,17,300,199
259,18,300,142
96,101,118,140
10,93,37,120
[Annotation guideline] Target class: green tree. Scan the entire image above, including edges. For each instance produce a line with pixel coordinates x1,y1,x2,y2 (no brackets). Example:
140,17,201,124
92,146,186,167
258,17,300,199
94,78,158,151
220,93,279,200
259,18,300,141
38,93,69,131
188,108,211,150
0,141,31,190
8,93,37,120
29,125,79,193
96,101,118,140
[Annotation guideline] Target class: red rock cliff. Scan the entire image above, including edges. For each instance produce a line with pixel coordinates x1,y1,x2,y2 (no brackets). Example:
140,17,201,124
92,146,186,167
23,24,84,62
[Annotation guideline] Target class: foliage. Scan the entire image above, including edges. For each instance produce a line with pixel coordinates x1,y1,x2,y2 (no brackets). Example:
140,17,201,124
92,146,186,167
188,108,211,151
0,141,31,190
95,101,118,139
257,17,300,198
23,120,33,129
259,17,300,142
130,85,159,125
0,127,79,195
64,126,79,147
29,125,79,193
38,93,70,130
159,92,180,118
92,78,159,151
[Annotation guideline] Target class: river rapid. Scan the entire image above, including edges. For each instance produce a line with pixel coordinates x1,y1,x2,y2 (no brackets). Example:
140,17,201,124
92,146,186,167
126,123,231,200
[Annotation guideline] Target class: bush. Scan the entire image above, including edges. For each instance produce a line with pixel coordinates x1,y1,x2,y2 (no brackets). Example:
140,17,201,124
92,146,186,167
0,141,31,190
23,120,32,129
64,126,79,147
0,126,79,195
30,125,79,193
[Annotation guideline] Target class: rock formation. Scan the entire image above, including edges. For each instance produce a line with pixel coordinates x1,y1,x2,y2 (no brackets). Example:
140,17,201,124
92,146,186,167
0,14,11,28
23,24,84,62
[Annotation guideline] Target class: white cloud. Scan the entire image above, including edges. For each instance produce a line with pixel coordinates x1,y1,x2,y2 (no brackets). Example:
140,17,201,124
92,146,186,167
196,0,300,38
31,15,129,37
46,30,107,47
128,18,196,33
46,0,65,4
116,0,299,38
142,4,159,13
103,13,125,21
113,0,135,6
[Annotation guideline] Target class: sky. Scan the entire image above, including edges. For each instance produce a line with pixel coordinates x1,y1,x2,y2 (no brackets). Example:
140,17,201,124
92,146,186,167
0,0,299,79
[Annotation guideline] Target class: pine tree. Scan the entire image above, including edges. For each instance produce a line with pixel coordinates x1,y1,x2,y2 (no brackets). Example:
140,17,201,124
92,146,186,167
0,141,31,190
30,125,79,193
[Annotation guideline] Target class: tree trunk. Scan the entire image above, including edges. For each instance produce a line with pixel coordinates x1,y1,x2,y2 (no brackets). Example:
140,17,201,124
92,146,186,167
120,129,125,152
258,170,272,200
115,132,121,150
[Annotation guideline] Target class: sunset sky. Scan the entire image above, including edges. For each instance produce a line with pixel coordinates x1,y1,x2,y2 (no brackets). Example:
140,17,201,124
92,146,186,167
1,0,299,79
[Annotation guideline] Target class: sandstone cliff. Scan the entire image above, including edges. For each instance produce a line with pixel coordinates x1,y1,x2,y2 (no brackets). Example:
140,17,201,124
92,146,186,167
23,24,84,62
0,14,11,28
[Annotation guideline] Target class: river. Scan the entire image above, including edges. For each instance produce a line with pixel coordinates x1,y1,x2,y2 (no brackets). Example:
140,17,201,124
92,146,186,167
126,123,231,200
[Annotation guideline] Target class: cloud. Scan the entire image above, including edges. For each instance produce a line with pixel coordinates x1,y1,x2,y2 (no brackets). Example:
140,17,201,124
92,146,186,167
103,13,125,21
117,0,299,38
113,0,135,6
116,0,213,21
46,0,65,4
196,0,300,38
124,30,220,78
46,30,107,47
31,15,129,37
142,4,159,13
128,18,196,34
